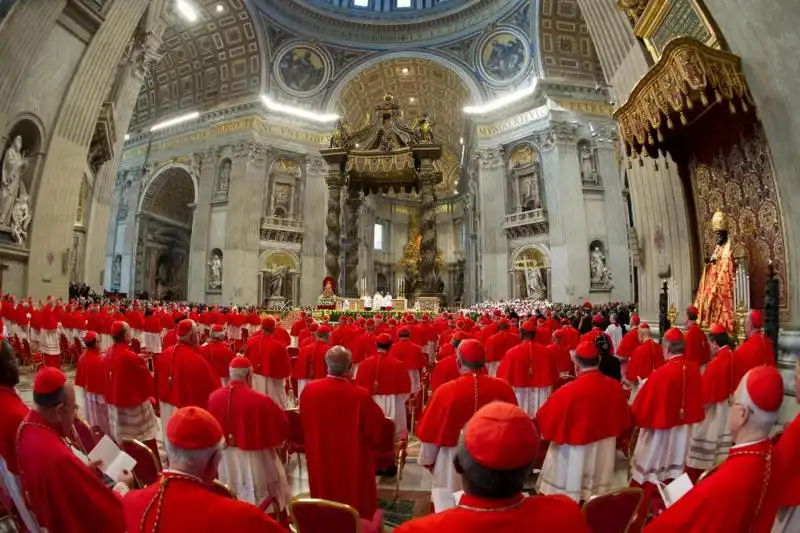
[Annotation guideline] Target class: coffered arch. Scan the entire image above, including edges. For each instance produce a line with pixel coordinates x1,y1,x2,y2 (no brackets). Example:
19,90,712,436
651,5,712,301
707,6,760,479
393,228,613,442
129,0,265,132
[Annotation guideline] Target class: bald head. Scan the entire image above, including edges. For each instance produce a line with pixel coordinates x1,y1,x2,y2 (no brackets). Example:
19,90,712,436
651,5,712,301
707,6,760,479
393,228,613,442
325,345,352,377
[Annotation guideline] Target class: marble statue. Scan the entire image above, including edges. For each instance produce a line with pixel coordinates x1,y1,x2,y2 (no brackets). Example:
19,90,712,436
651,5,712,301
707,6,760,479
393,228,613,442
217,159,231,193
111,255,122,289
10,191,31,245
208,253,222,289
1,136,28,226
525,267,545,300
270,267,286,296
580,144,596,182
590,246,606,283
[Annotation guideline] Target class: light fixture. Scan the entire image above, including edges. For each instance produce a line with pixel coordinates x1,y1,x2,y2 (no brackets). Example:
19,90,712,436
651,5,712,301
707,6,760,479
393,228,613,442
261,95,340,122
401,67,409,74
463,80,539,115
176,0,198,22
409,97,416,103
150,111,200,132
215,3,224,12
355,143,360,148
459,137,464,144
124,134,130,141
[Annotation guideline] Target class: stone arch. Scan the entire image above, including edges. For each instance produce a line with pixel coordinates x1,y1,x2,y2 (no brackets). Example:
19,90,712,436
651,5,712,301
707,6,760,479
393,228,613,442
134,164,197,301
259,249,300,272
510,245,551,300
259,249,300,305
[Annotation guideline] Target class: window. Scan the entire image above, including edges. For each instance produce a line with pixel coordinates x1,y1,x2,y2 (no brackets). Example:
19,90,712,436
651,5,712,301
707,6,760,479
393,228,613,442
353,0,369,6
396,0,412,7
374,223,384,250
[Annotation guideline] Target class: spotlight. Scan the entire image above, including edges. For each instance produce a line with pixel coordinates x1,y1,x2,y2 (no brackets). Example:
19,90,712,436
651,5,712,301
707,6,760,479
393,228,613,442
216,4,224,13
401,68,409,74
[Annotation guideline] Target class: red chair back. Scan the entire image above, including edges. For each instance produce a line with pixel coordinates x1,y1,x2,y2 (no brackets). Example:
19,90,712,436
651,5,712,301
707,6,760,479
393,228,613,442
286,408,305,453
291,498,360,533
582,488,644,533
73,418,97,455
120,439,161,487
131,338,142,354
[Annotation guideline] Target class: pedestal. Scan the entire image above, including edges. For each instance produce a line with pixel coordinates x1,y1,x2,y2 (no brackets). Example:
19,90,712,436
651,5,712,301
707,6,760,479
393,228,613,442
266,296,285,309
416,296,440,314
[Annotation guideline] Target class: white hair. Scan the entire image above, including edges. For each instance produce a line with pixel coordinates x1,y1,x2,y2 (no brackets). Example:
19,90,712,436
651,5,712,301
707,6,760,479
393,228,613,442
165,439,223,477
229,366,251,381
733,371,779,434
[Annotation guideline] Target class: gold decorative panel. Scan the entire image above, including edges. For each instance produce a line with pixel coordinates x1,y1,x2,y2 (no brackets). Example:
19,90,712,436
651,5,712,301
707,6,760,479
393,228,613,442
336,58,469,192
540,0,603,81
634,0,722,60
130,0,262,131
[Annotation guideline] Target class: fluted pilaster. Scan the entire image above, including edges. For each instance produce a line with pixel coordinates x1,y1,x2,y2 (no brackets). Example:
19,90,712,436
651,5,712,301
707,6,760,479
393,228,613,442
223,142,267,304
188,147,221,301
594,125,632,301
0,1,66,136
475,146,508,300
539,122,588,303
577,0,636,81
299,156,327,306
27,0,150,300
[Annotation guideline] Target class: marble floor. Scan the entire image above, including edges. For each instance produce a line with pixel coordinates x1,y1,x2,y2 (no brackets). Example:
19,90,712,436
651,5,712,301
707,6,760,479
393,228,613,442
10,367,633,531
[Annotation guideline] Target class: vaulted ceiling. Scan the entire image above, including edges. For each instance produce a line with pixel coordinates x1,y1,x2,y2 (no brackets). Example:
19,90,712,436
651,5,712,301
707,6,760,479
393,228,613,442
540,0,604,81
141,167,195,226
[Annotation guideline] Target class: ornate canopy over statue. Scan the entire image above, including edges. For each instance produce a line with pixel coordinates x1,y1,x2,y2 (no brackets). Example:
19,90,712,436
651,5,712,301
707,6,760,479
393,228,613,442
320,95,445,308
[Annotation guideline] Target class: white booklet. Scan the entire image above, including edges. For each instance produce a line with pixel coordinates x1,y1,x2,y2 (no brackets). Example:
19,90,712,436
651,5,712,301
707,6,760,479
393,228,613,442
656,473,694,508
88,435,137,483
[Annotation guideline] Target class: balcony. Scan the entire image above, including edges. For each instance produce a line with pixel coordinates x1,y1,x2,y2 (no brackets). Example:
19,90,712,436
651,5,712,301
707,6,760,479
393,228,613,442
260,216,304,244
502,208,549,239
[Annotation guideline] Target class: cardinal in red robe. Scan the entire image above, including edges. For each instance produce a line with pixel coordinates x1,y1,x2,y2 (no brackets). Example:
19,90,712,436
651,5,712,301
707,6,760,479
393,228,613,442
497,320,556,417
624,324,664,402
390,326,428,394
686,324,735,482
105,322,160,454
484,319,521,376
18,368,130,533
430,332,468,392
615,314,641,360
0,338,28,475
244,316,292,407
155,319,221,432
645,366,786,533
293,324,331,398
208,357,291,509
74,331,110,434
683,306,710,368
299,345,386,519
774,357,800,532
355,333,411,435
395,403,589,533
547,329,575,381
536,341,631,501
733,310,775,386
124,406,284,532
199,324,236,385
416,339,517,512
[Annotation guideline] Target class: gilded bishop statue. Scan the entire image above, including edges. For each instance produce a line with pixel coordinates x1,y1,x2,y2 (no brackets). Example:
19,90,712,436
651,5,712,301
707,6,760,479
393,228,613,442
694,210,735,333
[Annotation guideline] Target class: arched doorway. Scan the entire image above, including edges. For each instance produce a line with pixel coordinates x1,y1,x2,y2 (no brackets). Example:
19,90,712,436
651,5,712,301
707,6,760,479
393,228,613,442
134,165,196,301
510,246,550,300
259,250,300,307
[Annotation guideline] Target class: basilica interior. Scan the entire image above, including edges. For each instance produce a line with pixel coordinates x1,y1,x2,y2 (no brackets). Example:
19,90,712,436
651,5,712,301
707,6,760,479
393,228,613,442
0,1,797,375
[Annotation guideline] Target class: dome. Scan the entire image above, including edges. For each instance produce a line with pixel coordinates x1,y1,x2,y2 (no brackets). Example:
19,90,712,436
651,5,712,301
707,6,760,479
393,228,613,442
299,0,473,21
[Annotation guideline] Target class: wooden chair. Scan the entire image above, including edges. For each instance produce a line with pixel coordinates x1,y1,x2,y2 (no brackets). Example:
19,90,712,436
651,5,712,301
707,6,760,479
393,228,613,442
627,427,641,482
285,408,305,473
72,418,97,455
121,439,162,488
290,497,383,533
582,487,644,533
373,417,409,499
211,479,236,499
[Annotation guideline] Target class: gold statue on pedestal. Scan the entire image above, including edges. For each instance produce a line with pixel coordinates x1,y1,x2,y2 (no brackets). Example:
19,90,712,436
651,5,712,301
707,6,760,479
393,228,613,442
695,210,735,333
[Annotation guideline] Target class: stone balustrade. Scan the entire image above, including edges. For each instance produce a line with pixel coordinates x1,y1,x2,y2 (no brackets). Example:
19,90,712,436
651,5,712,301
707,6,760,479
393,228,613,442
502,208,549,239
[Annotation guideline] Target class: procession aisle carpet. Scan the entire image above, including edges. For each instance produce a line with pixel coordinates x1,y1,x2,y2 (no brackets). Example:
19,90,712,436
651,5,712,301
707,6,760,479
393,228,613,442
377,488,431,530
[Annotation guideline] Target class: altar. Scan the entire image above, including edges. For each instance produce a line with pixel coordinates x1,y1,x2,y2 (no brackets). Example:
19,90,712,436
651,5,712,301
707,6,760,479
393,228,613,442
336,298,407,312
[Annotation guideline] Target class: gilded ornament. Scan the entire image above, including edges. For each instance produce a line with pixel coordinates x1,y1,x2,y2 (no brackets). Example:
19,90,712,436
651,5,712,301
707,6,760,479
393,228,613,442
711,210,728,232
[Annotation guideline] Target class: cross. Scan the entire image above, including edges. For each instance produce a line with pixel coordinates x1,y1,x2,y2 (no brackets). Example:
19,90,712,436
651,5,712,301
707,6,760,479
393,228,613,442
0,262,8,292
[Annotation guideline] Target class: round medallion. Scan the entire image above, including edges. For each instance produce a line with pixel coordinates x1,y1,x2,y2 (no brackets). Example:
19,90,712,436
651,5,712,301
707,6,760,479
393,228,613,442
273,43,331,97
476,27,531,86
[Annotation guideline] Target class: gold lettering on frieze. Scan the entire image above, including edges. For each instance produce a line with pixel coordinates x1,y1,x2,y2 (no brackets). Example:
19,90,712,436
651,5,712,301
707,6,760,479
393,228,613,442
553,100,615,117
476,104,551,138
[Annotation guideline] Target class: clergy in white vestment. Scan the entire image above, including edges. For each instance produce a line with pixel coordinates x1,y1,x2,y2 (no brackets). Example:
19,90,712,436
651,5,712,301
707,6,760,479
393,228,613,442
362,294,373,311
354,333,411,435
384,294,393,310
604,313,624,354
630,327,704,486
536,341,631,501
208,357,292,511
373,292,384,311
685,323,735,482
415,339,518,512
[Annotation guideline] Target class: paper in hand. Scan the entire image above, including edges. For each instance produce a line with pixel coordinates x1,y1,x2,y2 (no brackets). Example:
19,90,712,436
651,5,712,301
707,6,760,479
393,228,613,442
656,473,694,508
88,435,137,483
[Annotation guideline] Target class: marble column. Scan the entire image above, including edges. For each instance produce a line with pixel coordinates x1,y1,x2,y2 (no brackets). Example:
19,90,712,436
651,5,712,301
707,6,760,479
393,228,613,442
27,0,151,300
299,156,327,306
324,166,343,289
360,196,376,296
83,30,163,293
594,125,632,301
222,142,266,305
187,147,221,302
475,146,509,300
538,122,588,303
0,1,66,137
343,188,362,298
